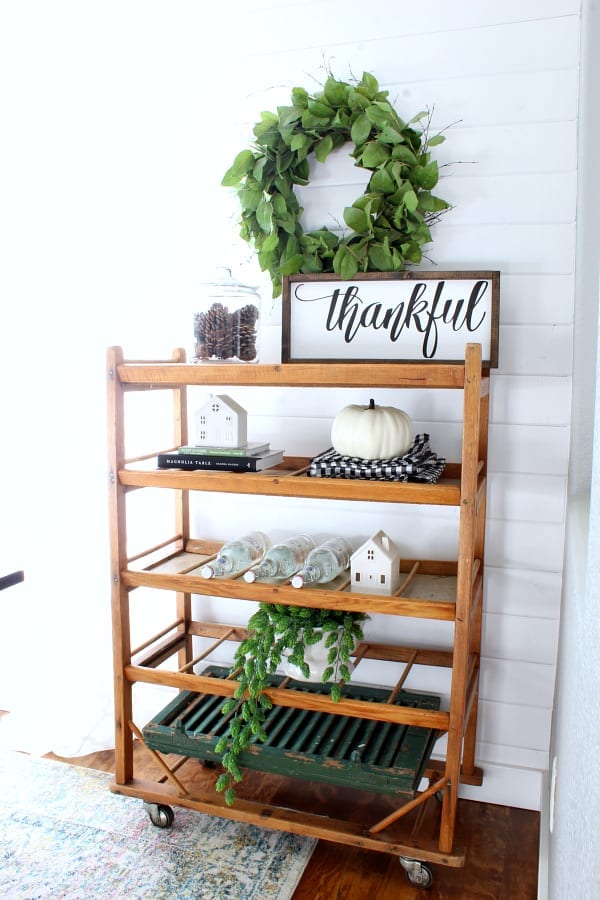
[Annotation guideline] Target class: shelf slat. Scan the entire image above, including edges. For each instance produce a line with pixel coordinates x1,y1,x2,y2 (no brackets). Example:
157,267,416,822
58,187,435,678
119,460,465,506
122,570,458,621
116,360,469,389
125,665,450,731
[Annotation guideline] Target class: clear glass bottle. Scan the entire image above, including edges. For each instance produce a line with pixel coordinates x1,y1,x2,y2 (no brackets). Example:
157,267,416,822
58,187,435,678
243,534,316,582
201,531,270,579
291,537,354,588
193,267,261,364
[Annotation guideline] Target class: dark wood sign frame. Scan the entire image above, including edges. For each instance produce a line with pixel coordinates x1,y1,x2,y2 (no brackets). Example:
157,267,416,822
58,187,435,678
282,271,500,367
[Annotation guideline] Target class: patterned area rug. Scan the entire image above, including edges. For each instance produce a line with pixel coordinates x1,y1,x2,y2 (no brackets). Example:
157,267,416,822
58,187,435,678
0,751,316,899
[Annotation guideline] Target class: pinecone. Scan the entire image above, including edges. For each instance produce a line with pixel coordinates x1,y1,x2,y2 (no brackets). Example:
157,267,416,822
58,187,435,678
212,303,236,359
193,312,210,359
194,301,258,361
232,303,259,361
194,303,234,360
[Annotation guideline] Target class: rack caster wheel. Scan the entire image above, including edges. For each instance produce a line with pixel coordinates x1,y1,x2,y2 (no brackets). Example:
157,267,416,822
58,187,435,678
399,856,433,889
143,801,174,828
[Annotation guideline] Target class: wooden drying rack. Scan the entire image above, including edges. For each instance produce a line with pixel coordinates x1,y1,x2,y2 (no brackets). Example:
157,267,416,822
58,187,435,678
107,344,489,878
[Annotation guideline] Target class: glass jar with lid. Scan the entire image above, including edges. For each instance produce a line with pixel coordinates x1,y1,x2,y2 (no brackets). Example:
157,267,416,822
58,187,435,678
193,267,261,363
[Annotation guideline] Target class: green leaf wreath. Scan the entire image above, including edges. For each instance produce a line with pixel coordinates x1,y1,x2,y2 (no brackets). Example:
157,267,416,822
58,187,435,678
222,71,451,297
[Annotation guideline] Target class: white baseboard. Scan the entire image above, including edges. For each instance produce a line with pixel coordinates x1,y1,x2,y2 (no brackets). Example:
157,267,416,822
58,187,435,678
453,760,543,810
537,769,549,899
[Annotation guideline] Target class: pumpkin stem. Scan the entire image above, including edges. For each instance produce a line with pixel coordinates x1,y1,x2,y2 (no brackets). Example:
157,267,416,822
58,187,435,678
368,398,375,409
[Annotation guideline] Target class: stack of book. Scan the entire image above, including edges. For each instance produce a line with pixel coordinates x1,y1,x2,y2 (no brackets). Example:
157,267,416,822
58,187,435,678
157,442,284,472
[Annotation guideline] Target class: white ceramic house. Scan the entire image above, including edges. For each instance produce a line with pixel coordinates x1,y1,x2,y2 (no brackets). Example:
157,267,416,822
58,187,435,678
194,394,247,447
350,530,402,595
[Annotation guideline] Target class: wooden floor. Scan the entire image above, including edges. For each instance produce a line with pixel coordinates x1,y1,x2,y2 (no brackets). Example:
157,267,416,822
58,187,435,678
45,741,540,899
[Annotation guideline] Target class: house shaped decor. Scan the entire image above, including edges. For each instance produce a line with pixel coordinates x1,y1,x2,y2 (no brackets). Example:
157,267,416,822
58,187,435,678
193,394,248,447
350,530,402,595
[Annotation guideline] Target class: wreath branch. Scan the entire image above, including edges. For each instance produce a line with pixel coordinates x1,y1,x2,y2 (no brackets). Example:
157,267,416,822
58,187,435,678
222,70,451,297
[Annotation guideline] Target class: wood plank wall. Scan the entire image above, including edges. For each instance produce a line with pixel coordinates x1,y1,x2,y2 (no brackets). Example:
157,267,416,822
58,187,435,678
0,2,582,806
175,0,581,811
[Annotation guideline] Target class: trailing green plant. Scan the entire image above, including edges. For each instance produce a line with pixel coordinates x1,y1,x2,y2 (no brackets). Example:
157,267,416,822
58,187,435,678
222,70,451,297
215,603,367,806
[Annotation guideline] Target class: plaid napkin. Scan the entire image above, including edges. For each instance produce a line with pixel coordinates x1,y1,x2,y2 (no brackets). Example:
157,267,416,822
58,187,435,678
307,433,446,483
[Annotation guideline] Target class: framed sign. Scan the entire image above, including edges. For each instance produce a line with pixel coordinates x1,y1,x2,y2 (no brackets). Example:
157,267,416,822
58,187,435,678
282,271,500,367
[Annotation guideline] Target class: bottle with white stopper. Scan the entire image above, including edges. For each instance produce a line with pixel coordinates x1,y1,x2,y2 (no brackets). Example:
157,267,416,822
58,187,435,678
243,534,316,582
291,537,354,588
201,531,270,579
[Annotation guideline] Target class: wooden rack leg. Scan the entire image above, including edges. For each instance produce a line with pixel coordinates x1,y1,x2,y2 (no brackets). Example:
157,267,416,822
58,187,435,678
462,690,479,776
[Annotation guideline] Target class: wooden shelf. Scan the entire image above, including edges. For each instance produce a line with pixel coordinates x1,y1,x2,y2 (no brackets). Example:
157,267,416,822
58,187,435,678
124,548,461,621
115,359,479,390
120,458,466,506
110,776,466,868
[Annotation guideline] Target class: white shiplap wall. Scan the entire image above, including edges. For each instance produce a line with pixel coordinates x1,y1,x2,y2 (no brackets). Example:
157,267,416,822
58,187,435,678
192,0,581,810
0,2,581,795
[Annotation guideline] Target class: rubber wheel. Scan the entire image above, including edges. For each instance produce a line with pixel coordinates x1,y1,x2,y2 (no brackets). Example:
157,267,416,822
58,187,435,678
146,803,175,828
405,862,433,889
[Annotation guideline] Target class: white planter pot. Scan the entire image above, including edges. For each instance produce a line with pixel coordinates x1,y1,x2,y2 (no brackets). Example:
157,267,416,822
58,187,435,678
281,629,354,683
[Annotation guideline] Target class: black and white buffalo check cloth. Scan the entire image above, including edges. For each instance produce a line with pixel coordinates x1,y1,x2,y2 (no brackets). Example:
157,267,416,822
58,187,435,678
308,434,446,483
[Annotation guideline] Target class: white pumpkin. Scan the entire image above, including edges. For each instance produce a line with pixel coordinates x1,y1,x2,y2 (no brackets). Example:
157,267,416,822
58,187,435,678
331,399,413,459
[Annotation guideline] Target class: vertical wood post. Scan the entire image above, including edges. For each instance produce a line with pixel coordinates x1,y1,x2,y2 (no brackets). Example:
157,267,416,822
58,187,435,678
107,346,134,784
171,348,194,670
440,342,483,853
